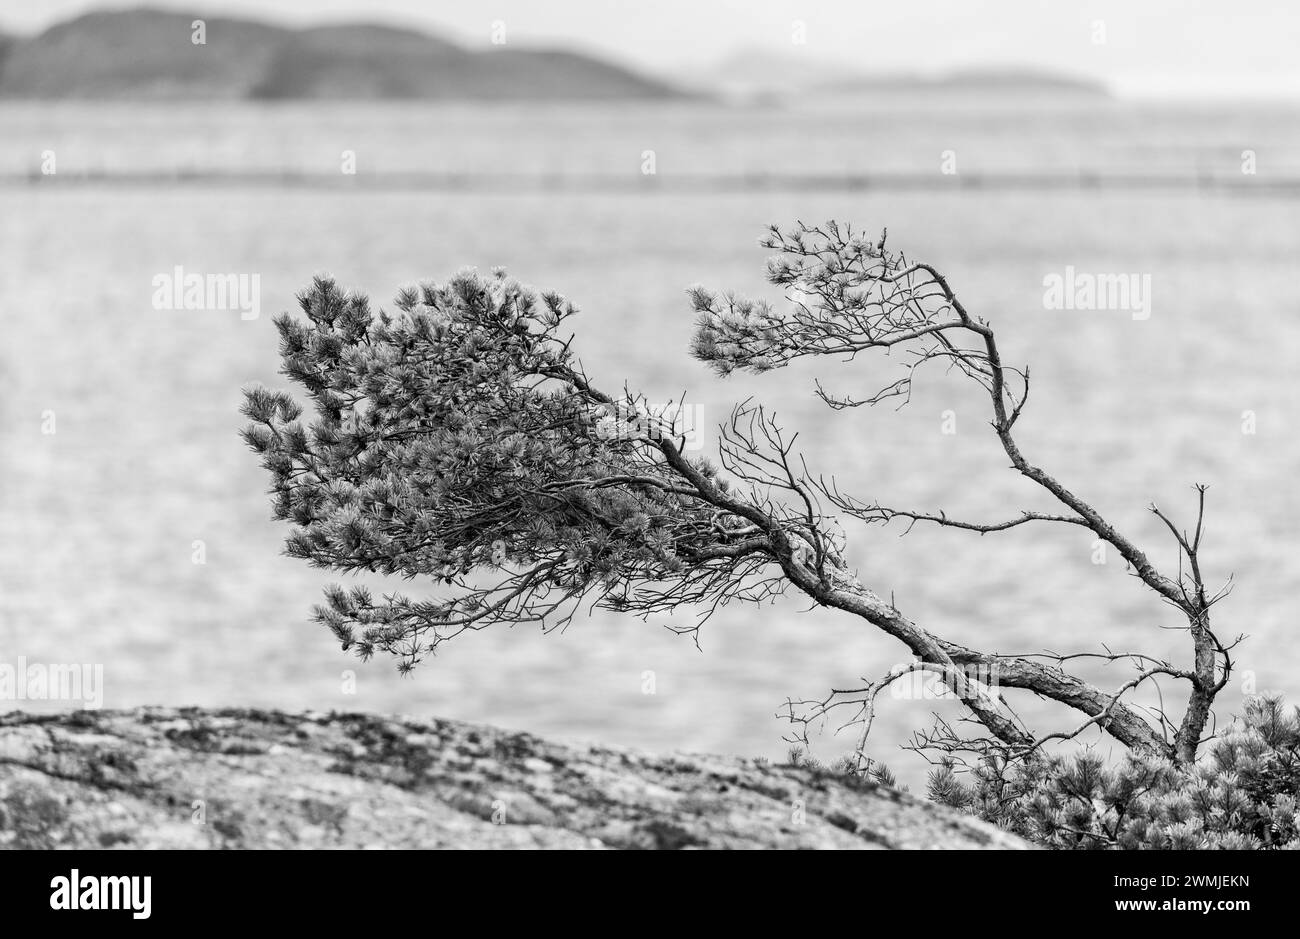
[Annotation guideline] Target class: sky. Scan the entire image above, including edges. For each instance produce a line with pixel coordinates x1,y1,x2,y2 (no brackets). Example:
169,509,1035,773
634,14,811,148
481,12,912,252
2,0,1298,98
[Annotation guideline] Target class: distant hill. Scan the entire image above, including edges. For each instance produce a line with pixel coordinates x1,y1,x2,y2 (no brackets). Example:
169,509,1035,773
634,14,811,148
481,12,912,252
0,10,288,98
821,68,1111,99
692,47,1110,103
0,9,683,101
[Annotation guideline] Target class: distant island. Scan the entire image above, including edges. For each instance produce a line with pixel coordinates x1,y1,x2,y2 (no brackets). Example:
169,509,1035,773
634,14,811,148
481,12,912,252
818,68,1111,99
0,9,682,100
0,9,1111,103
691,48,1111,103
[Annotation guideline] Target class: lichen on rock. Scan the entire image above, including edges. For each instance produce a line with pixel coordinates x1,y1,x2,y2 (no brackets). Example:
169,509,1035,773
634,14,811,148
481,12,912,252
0,707,1031,849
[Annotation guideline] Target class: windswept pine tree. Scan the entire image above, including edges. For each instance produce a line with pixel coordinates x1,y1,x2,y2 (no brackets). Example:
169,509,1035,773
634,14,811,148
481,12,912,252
243,222,1246,803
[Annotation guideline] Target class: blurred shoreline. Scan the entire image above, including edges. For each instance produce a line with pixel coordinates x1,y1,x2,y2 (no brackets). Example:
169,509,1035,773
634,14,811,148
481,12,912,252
7,167,1298,194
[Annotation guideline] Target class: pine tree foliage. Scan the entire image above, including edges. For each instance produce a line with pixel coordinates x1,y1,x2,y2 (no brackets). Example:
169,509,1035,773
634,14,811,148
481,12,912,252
242,270,793,671
928,696,1300,849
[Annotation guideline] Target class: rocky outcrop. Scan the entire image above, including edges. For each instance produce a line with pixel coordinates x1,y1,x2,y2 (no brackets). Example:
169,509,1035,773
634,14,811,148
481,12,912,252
0,707,1030,849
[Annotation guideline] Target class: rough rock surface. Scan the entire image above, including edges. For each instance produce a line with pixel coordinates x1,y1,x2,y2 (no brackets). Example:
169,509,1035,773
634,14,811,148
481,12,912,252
0,707,1030,849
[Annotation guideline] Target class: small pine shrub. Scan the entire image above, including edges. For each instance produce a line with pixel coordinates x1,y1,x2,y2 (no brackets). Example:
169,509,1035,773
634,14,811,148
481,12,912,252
927,696,1300,849
866,761,900,789
829,755,860,776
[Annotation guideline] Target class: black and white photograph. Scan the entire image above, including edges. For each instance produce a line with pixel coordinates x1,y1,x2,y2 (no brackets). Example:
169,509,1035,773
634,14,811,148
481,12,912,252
0,0,1296,919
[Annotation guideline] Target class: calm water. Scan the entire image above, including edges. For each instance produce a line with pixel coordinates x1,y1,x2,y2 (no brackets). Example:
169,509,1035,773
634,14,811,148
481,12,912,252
2,101,1298,781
